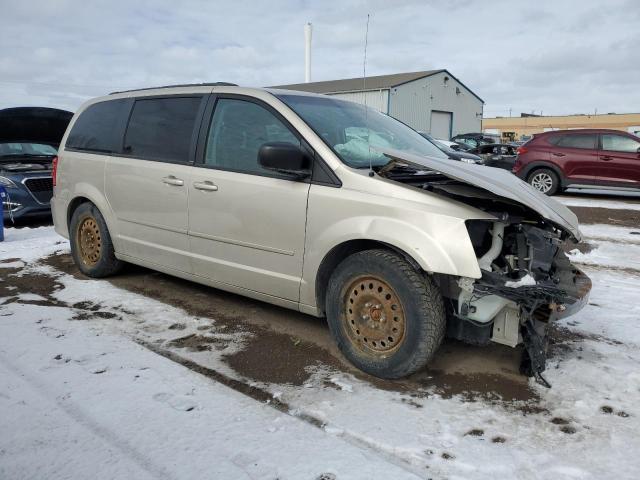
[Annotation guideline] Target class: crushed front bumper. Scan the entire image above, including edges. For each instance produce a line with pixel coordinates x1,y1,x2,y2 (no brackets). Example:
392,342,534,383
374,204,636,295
550,268,592,321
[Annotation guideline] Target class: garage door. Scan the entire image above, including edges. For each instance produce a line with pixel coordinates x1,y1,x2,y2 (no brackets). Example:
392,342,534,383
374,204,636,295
430,111,452,140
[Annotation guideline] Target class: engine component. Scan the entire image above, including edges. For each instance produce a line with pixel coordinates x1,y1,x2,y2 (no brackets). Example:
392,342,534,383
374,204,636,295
478,222,505,271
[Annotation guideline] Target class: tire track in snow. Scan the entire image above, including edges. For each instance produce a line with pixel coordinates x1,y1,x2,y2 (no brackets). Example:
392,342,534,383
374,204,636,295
0,352,176,480
136,339,432,477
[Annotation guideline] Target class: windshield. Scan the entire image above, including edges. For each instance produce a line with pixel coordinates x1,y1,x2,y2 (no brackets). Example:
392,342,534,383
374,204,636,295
0,142,57,157
277,94,447,168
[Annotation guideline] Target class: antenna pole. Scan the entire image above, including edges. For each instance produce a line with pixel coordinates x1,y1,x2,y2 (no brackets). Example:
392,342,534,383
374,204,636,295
363,14,369,92
363,14,373,176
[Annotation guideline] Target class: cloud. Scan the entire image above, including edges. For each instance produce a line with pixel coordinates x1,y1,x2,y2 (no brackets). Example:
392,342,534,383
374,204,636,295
0,0,637,117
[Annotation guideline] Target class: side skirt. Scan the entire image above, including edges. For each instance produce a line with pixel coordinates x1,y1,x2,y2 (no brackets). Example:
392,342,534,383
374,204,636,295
114,252,317,316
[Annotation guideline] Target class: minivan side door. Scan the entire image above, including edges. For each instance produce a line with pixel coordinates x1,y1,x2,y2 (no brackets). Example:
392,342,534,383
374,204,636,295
105,95,207,272
188,96,310,301
597,133,640,187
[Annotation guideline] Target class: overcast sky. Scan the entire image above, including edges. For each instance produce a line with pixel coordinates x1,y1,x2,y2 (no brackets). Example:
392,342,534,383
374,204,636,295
1,0,638,117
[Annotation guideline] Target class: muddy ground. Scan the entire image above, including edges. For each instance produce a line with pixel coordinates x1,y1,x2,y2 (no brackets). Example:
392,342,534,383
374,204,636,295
6,198,632,407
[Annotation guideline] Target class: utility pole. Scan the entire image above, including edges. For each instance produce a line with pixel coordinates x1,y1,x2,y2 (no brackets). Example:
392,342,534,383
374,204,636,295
304,23,312,83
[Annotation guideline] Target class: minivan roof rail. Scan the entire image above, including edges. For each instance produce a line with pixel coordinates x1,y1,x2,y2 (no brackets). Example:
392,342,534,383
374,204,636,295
109,82,238,94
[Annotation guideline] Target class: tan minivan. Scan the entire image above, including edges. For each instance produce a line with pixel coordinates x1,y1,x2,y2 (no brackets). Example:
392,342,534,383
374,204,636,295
52,84,591,383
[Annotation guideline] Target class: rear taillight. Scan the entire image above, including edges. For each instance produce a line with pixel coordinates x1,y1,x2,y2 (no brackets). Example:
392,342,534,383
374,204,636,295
516,146,528,155
52,156,58,187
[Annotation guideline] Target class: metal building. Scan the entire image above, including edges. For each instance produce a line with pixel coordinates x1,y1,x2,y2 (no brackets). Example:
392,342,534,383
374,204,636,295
272,69,484,139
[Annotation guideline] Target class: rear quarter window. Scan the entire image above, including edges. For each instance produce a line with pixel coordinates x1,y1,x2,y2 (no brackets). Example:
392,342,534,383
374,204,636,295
66,99,130,153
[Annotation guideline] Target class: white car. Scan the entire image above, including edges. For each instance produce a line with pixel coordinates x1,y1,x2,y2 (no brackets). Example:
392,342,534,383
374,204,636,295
52,84,591,382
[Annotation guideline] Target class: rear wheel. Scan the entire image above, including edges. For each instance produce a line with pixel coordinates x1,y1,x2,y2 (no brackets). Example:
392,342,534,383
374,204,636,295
527,168,559,195
69,202,123,277
325,249,445,379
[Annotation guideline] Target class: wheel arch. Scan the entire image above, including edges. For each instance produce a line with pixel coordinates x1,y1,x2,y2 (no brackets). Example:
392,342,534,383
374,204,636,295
65,185,120,252
67,196,92,229
521,161,566,187
303,215,484,315
314,240,429,317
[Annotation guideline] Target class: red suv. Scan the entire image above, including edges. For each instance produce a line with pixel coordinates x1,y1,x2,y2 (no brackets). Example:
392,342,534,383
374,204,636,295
513,129,640,195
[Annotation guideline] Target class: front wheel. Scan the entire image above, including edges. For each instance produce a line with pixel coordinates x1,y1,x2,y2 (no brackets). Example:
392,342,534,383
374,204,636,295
527,168,559,195
325,249,445,379
69,202,123,278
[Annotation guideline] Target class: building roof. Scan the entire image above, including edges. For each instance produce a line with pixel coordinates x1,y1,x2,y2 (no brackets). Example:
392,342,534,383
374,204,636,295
271,70,446,94
271,69,483,103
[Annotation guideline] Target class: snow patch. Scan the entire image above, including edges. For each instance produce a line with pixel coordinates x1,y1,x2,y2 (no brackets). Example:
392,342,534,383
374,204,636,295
505,274,537,288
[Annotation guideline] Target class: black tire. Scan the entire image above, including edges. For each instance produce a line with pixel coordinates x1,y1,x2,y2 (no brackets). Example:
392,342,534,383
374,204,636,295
325,249,445,379
69,202,123,277
527,168,559,196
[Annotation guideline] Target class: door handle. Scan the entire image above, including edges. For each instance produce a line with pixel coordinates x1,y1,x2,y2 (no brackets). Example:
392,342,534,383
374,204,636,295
162,176,184,186
601,155,613,161
193,181,219,192
552,152,566,157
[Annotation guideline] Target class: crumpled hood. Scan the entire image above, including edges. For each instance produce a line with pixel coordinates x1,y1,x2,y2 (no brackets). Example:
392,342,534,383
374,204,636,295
0,107,73,144
378,147,582,242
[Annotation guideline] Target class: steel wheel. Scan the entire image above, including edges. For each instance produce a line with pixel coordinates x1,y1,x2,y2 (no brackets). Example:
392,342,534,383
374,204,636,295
530,172,554,193
76,217,102,267
343,275,406,357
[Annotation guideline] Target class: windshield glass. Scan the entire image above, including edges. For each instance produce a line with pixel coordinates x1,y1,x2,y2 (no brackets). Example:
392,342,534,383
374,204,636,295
277,94,447,168
0,142,57,157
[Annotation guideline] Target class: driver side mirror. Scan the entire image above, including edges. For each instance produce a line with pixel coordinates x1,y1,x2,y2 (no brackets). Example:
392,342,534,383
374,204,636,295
258,142,312,178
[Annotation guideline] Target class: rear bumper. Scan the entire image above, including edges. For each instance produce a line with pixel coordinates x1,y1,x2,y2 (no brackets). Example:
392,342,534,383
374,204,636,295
513,165,526,178
50,195,69,239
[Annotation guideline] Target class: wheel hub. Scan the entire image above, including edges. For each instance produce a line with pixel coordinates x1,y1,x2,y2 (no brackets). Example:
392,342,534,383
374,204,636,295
77,217,102,266
531,173,553,193
343,275,406,356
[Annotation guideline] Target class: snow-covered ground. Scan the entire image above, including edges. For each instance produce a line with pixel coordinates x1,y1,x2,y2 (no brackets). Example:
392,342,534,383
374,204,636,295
556,194,640,211
567,224,640,270
2,222,640,479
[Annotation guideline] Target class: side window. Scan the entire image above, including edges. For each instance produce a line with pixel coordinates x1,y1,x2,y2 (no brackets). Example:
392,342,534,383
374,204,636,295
554,134,597,149
66,99,129,153
601,134,640,153
124,96,203,163
204,98,299,174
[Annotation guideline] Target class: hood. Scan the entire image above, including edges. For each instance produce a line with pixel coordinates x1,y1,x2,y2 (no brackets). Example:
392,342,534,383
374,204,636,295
0,107,73,145
377,147,582,241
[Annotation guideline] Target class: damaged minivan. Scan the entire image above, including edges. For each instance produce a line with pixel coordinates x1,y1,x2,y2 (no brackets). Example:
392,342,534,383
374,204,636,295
52,85,591,384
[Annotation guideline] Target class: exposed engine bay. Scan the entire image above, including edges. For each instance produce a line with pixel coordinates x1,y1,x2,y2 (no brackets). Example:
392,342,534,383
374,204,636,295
377,156,592,387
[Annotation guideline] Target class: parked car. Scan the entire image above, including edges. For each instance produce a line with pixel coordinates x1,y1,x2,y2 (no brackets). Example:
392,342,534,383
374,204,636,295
419,133,483,164
53,85,590,382
450,132,501,150
513,129,640,195
0,107,73,222
470,143,518,170
435,139,471,151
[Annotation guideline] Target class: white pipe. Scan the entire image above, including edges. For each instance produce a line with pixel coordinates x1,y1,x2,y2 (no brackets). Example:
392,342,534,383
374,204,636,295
304,23,312,83
478,223,505,271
